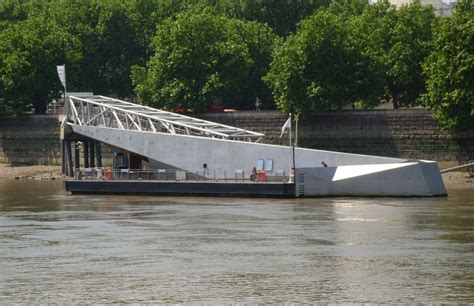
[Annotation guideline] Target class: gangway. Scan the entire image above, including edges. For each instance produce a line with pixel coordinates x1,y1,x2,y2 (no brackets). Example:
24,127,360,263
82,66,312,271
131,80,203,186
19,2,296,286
65,95,264,142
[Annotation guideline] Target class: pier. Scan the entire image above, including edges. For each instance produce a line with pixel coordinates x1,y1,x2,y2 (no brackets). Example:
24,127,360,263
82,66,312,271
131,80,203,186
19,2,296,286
61,95,447,197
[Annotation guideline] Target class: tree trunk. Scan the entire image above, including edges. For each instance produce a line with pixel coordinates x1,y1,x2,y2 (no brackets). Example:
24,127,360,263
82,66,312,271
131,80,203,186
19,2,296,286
389,85,399,109
32,93,47,114
392,96,399,109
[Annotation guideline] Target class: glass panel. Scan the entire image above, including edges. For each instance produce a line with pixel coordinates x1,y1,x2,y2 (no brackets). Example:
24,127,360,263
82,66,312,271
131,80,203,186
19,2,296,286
264,159,273,171
256,159,264,171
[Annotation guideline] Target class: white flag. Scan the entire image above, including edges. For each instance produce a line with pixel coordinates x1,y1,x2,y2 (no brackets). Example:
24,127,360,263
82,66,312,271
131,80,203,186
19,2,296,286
280,116,291,137
56,65,66,88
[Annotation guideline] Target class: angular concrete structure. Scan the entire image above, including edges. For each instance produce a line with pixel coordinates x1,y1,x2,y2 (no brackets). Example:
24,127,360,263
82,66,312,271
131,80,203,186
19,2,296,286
64,95,447,197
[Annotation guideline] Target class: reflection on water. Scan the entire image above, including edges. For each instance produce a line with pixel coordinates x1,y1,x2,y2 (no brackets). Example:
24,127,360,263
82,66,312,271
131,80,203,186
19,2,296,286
0,180,473,303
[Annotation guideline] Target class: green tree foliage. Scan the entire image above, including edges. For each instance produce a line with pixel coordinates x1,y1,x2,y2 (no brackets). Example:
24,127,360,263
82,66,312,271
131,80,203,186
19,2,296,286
215,0,330,36
264,8,379,115
45,0,148,97
422,0,474,130
0,3,69,116
128,0,189,59
0,0,470,124
231,20,280,110
0,0,29,28
347,0,436,109
0,24,33,116
132,7,277,112
345,0,396,109
0,0,171,116
265,0,436,114
387,1,436,108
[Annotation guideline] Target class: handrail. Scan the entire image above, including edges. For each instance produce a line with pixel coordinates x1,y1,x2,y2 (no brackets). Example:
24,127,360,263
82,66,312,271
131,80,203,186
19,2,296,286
73,167,289,183
440,162,474,174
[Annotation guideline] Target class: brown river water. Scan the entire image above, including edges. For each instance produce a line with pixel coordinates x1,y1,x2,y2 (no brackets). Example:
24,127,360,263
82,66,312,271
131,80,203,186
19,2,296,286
0,179,473,303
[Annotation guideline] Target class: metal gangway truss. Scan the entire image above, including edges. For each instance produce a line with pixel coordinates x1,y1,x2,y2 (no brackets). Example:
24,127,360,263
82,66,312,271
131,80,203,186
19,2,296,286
65,95,264,142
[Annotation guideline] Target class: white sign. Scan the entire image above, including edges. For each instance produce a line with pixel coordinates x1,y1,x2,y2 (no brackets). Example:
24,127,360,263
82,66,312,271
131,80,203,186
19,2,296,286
56,65,66,88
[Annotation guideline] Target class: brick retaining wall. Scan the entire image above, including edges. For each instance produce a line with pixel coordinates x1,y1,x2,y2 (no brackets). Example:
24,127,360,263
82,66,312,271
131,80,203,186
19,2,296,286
0,115,61,165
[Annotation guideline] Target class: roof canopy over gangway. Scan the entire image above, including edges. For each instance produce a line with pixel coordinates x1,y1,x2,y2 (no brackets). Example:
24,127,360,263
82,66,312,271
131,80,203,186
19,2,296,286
65,95,264,142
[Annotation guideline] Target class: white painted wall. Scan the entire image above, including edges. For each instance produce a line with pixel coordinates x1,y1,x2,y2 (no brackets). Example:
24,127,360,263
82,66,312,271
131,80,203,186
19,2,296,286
72,125,405,171
295,161,446,196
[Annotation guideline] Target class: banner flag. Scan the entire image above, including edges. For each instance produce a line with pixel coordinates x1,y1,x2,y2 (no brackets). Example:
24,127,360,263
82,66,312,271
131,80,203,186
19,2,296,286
280,116,291,138
56,65,66,88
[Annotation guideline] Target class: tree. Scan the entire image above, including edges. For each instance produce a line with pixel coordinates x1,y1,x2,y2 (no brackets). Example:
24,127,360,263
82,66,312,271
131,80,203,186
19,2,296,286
215,0,330,36
229,20,280,110
422,0,474,130
343,0,394,109
0,23,33,116
351,0,436,109
132,7,266,112
45,0,146,98
0,5,69,116
264,9,378,115
128,0,188,60
0,0,29,28
0,0,168,117
387,1,436,108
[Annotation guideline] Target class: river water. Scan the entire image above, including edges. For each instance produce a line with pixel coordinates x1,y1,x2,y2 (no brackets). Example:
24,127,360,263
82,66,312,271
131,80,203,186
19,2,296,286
0,179,473,303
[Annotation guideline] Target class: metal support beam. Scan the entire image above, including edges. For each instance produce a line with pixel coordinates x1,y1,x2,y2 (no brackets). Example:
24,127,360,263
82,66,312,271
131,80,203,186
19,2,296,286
83,141,89,168
90,140,95,168
61,140,66,175
74,141,80,171
65,140,73,177
95,142,103,168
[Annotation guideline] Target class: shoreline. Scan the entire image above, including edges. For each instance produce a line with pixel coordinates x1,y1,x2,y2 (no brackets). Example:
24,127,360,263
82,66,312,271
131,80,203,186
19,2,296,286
0,164,63,181
441,171,474,189
0,164,472,189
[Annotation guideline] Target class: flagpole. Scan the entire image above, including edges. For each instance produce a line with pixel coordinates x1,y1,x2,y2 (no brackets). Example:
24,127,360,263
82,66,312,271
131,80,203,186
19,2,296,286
295,113,299,147
291,114,296,174
288,113,296,182
289,113,292,147
280,114,295,182
63,64,67,111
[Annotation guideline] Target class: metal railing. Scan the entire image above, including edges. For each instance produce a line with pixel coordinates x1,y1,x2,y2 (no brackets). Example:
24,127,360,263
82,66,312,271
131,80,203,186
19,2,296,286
440,162,474,174
74,168,290,183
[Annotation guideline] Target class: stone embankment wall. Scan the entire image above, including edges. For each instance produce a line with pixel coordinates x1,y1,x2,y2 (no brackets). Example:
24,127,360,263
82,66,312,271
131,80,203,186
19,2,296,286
200,110,474,168
1,110,473,168
0,115,61,165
